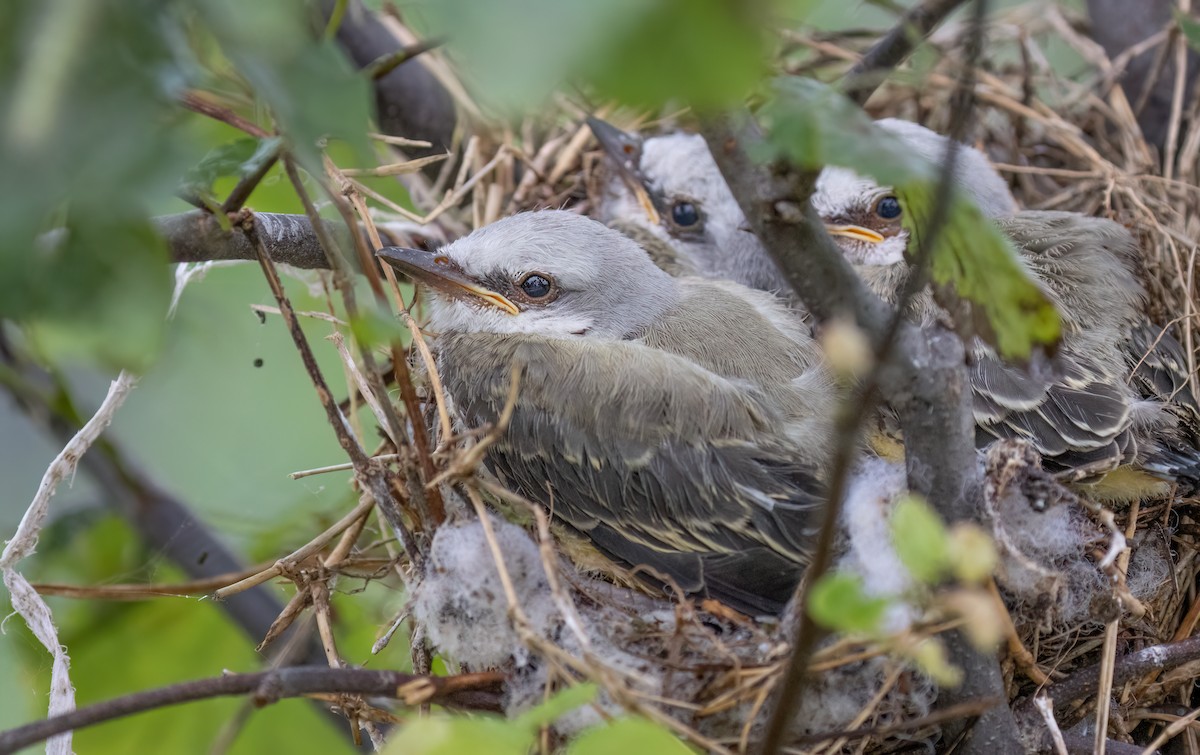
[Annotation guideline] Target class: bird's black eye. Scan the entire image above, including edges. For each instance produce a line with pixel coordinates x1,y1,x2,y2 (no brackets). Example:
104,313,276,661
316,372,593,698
519,273,553,299
671,201,701,227
875,196,902,220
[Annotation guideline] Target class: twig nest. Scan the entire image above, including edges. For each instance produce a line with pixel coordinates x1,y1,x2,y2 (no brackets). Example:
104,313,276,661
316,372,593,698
983,440,1112,630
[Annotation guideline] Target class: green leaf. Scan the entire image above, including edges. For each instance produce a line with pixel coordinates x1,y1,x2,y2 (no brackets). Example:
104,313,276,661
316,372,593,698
1176,9,1200,52
382,715,534,755
383,685,599,755
181,136,283,200
890,494,951,584
567,716,694,755
17,217,171,372
759,77,937,185
0,0,199,371
425,0,767,111
896,184,1061,361
584,0,767,109
349,307,408,350
514,683,599,729
908,637,963,687
807,572,890,634
946,524,997,584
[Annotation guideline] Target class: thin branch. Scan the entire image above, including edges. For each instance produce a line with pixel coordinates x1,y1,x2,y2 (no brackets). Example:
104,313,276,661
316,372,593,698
179,91,269,138
0,666,505,754
843,0,971,106
1036,635,1200,714
322,0,456,159
221,140,283,213
242,208,421,568
703,3,1018,751
158,210,351,269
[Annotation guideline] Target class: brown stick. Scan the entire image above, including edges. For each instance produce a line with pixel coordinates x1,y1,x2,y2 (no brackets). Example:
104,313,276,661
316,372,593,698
0,667,504,754
243,209,420,567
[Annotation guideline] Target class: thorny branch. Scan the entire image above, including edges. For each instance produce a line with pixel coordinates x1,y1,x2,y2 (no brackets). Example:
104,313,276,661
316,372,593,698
0,666,505,755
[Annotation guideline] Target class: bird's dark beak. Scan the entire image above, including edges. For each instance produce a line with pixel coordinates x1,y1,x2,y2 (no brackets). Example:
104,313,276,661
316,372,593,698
823,223,885,244
376,247,519,315
586,116,661,226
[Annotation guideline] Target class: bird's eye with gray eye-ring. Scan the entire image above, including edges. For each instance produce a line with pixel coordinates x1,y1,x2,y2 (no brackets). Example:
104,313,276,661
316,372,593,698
875,196,902,220
519,273,553,299
670,201,701,228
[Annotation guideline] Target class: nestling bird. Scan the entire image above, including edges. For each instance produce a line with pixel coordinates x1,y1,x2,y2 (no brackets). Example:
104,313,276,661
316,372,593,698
809,120,1200,495
589,117,791,297
377,210,839,615
591,117,1200,497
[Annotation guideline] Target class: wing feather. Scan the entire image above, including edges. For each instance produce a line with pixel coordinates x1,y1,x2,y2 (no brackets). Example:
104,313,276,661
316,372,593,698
437,331,824,615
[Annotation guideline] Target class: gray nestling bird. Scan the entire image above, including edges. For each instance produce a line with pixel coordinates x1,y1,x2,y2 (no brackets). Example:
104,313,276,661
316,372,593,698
591,117,1200,498
377,210,839,615
810,120,1200,497
589,117,791,297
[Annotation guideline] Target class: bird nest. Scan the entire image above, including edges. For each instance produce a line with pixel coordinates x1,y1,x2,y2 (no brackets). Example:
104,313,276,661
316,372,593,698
306,4,1200,752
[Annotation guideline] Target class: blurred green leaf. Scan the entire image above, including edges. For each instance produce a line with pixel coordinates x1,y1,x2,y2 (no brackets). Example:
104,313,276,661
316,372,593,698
897,184,1061,361
384,685,597,755
890,494,950,584
585,0,768,109
513,683,598,729
181,136,283,201
349,307,407,350
567,716,693,755
382,716,532,755
426,0,767,111
196,0,373,169
0,0,197,371
908,637,962,687
759,77,936,184
20,219,171,372
946,524,997,585
807,572,889,634
1176,9,1200,52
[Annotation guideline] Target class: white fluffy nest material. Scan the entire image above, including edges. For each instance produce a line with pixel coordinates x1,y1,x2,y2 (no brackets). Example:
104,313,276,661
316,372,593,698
407,440,1139,748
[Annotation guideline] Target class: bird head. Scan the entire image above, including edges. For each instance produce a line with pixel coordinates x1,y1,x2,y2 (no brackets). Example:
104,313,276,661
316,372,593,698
589,119,785,293
376,210,680,339
810,167,911,268
810,119,1017,269
811,117,1017,267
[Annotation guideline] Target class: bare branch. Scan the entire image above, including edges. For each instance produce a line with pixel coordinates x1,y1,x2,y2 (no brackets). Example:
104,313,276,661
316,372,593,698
843,0,971,106
159,210,349,269
0,666,504,754
1035,635,1200,715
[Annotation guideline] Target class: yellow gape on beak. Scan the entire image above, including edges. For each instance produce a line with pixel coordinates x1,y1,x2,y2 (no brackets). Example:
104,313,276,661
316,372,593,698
375,247,520,315
629,182,661,226
824,224,885,244
586,116,661,226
